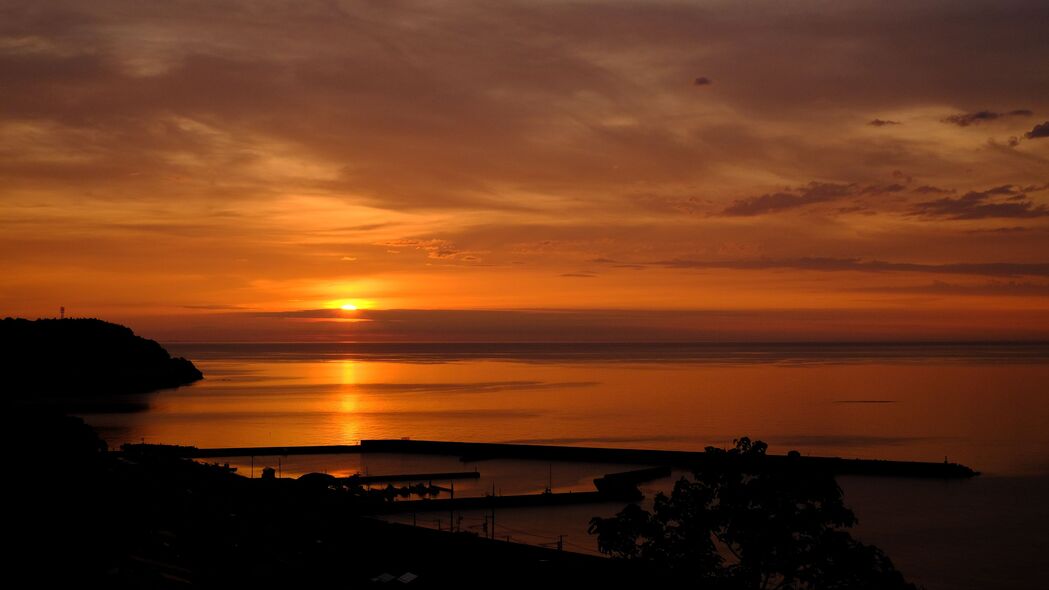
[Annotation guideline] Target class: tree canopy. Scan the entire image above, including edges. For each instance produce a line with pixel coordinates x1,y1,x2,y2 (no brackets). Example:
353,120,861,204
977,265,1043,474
588,438,916,589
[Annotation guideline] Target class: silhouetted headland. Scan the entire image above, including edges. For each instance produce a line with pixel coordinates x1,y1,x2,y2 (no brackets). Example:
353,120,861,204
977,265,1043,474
1,317,202,403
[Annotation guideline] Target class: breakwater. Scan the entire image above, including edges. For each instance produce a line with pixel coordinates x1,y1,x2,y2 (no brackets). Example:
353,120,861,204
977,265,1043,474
131,438,978,478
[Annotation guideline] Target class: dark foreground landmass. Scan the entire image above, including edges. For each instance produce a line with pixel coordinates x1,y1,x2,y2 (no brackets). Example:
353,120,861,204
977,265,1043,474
1,317,202,402
10,409,922,588
9,408,646,588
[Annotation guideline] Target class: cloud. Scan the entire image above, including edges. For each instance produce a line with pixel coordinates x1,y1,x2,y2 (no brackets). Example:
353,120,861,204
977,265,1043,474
856,280,1049,296
333,223,395,232
964,226,1030,234
911,185,1049,219
913,185,954,194
868,119,900,127
693,76,712,86
858,183,906,195
180,304,253,310
653,257,1049,277
2,0,1046,209
941,109,1033,127
1025,121,1049,139
157,306,1049,343
250,308,344,319
3,0,1049,337
722,182,856,216
721,181,906,216
378,238,480,261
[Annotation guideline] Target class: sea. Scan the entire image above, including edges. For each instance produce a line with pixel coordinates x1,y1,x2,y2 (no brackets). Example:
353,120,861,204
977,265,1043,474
80,342,1049,589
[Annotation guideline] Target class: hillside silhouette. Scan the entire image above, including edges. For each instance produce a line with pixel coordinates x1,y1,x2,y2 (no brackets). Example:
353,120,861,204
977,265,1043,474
1,317,202,398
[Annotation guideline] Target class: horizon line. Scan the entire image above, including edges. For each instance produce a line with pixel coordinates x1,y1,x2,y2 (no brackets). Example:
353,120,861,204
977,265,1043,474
160,339,1049,346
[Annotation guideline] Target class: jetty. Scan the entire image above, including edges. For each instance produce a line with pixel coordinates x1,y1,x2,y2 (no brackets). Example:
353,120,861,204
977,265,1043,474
126,438,979,479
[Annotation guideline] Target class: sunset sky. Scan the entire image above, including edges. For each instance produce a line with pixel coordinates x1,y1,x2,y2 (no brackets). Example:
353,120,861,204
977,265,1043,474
2,0,1048,341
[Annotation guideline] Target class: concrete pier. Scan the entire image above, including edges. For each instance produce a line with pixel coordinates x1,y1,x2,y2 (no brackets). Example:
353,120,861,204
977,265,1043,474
126,439,979,478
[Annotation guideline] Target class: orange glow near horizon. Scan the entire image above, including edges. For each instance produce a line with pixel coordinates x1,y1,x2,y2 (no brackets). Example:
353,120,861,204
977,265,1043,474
1,2,1048,341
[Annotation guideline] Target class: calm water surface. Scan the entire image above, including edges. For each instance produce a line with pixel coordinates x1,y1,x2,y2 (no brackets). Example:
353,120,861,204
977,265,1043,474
90,342,1049,476
79,343,1049,589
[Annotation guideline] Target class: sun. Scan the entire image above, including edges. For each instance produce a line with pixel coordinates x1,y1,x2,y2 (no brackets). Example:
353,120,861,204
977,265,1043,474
340,303,358,311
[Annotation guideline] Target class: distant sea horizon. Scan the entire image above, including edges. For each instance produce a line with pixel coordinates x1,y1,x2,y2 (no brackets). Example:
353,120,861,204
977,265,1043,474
164,340,1049,364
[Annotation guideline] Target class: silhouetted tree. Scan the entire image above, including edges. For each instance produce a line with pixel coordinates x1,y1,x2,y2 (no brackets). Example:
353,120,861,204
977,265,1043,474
588,438,916,589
